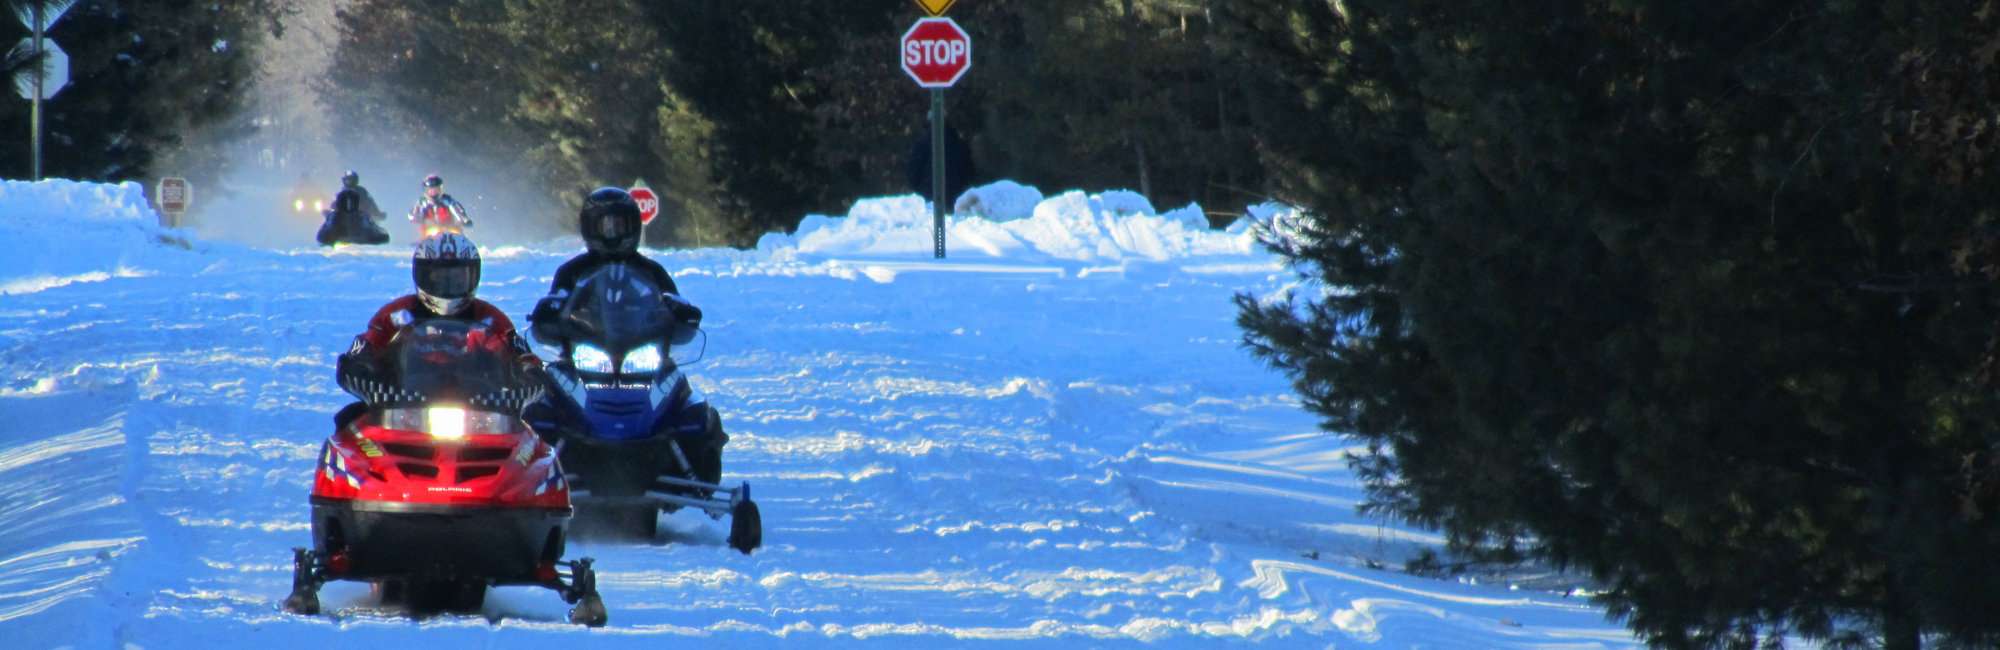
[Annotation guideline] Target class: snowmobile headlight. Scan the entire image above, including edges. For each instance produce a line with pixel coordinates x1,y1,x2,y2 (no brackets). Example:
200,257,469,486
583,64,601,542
622,344,662,374
427,406,467,440
574,344,615,374
314,199,325,212
293,198,304,212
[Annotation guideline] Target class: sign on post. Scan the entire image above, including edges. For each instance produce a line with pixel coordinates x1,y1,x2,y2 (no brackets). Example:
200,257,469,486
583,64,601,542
14,0,76,181
629,181,660,225
913,0,957,16
158,177,191,228
902,16,972,259
902,17,971,258
9,38,65,100
900,18,972,89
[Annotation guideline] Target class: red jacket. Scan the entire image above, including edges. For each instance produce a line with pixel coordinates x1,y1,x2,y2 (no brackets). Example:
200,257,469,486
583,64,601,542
353,295,536,367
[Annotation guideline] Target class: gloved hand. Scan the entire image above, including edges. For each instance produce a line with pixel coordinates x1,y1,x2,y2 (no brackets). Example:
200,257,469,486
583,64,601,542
507,332,552,391
664,294,703,345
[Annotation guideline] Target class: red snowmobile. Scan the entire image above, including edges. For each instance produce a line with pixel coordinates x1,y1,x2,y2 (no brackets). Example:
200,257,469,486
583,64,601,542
283,318,607,626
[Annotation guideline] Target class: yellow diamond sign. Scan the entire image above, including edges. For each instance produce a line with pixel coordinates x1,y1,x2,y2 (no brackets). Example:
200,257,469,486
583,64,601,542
915,0,956,17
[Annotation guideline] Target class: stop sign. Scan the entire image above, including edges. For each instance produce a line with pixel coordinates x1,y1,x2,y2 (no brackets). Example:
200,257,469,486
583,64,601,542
629,185,660,224
900,17,971,88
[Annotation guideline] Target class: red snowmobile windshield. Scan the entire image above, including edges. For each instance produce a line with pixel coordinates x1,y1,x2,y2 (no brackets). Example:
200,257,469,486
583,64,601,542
383,319,518,406
415,260,479,299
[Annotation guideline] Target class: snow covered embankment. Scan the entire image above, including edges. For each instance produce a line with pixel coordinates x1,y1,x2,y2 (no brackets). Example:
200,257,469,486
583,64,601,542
744,182,1275,282
0,180,196,297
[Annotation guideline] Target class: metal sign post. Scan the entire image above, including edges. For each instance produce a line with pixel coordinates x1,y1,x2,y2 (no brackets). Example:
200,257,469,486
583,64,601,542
30,2,40,180
931,92,946,258
11,0,76,180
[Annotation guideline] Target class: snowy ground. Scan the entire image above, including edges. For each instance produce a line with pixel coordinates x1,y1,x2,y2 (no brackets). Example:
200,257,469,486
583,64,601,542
0,180,1640,647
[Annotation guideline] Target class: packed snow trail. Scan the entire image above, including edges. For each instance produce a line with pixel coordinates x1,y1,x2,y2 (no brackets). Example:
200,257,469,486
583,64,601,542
0,180,1640,647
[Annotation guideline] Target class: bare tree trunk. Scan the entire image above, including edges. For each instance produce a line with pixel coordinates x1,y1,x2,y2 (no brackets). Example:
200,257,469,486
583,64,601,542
1121,0,1151,202
1135,138,1152,200
1883,590,1921,650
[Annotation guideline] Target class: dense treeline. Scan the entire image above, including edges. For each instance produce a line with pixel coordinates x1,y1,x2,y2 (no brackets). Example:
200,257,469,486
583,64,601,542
1230,1,2000,648
0,0,279,182
326,0,1260,246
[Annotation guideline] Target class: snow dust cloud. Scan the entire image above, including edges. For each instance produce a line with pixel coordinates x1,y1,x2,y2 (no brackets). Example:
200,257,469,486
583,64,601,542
176,0,568,250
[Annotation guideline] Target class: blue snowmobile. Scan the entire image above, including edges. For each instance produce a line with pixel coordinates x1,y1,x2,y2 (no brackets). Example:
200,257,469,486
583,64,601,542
523,263,760,552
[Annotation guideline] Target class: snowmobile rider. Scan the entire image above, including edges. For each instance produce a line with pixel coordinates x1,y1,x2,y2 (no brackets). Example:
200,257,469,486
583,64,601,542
528,186,701,342
332,171,386,223
524,187,721,483
334,232,541,421
409,173,472,230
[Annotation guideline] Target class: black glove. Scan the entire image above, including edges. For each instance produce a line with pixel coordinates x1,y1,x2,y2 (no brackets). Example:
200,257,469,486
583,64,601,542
528,295,568,346
664,293,703,345
335,346,391,404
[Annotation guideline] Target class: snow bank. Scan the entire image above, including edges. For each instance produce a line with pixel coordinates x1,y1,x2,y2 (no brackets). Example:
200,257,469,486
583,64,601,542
757,183,1258,264
0,180,199,296
952,180,1044,221
0,179,1275,294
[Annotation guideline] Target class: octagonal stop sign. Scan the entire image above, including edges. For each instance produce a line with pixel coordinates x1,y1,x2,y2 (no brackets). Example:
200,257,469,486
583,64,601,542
900,17,971,88
629,185,660,225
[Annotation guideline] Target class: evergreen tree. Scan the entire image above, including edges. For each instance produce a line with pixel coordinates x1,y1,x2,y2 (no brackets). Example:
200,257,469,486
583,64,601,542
966,0,1258,219
641,0,915,246
326,0,547,212
1226,1,2000,647
0,0,280,182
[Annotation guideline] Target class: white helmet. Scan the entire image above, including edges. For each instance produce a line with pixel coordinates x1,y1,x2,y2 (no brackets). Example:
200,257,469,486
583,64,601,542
412,232,480,316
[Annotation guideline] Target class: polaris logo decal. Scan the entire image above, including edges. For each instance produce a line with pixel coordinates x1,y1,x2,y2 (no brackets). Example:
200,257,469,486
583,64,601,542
426,486,473,493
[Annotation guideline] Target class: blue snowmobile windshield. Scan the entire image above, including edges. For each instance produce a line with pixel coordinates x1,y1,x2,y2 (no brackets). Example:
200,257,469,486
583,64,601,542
563,264,673,353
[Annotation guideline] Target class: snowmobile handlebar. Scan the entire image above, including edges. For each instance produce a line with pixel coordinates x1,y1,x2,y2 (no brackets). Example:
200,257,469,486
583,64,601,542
532,292,697,350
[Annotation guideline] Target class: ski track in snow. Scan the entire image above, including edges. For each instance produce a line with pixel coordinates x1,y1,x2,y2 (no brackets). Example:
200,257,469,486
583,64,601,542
0,218,1639,648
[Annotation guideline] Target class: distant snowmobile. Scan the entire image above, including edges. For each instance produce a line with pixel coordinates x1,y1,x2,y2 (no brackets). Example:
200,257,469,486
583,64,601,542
316,172,391,246
283,318,607,625
525,263,761,551
410,174,471,240
316,208,392,246
291,190,330,221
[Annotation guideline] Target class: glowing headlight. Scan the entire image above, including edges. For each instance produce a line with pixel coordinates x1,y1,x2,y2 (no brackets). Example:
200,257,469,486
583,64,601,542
293,199,304,212
574,344,615,374
427,406,466,440
622,344,662,374
313,200,325,212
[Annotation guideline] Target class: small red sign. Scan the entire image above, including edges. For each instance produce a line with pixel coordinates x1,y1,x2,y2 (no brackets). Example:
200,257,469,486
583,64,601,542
901,18,972,88
630,185,660,225
158,177,191,214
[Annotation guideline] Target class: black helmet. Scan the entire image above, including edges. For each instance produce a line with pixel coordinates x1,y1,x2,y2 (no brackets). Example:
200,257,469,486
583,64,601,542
412,232,481,316
580,186,642,254
341,170,360,188
423,174,444,189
